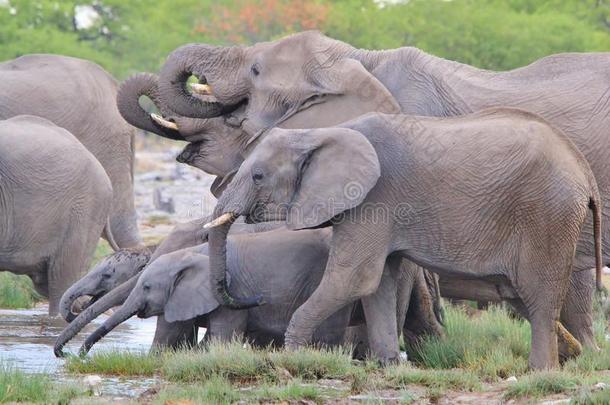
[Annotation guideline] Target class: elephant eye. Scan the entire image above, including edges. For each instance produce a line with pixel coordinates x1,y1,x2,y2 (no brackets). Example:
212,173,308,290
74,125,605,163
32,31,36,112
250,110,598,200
251,64,260,76
143,284,151,292
252,169,264,183
102,273,112,279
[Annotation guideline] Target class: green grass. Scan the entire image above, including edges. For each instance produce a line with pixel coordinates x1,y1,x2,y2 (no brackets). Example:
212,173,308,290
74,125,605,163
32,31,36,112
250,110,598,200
504,371,581,399
65,350,162,376
409,305,531,379
385,365,481,391
61,303,610,403
154,376,239,405
0,364,85,404
0,272,42,309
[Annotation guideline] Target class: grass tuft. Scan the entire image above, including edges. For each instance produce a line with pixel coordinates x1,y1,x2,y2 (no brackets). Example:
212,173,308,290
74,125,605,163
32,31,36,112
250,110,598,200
385,364,481,392
162,341,272,383
0,272,42,309
154,376,239,405
269,345,355,379
504,371,580,399
65,350,161,376
253,380,324,402
409,305,530,379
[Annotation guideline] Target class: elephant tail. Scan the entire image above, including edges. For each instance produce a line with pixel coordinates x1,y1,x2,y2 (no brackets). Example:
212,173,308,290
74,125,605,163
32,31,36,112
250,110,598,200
589,194,604,293
104,218,120,252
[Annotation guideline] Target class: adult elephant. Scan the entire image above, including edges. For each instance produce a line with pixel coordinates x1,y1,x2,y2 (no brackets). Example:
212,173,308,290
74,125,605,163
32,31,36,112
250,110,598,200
202,109,603,369
157,31,610,350
0,116,116,316
0,54,142,249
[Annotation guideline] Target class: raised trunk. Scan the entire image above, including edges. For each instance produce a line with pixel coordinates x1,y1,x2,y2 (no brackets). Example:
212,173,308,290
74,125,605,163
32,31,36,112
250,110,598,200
117,73,185,140
208,209,263,309
80,295,140,356
53,276,138,357
158,44,244,118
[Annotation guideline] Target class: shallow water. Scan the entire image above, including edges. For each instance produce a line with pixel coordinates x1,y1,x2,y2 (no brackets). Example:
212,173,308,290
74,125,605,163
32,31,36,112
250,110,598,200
0,303,159,397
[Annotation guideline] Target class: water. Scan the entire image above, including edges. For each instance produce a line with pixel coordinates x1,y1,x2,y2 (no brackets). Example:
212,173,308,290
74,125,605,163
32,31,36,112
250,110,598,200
0,303,159,397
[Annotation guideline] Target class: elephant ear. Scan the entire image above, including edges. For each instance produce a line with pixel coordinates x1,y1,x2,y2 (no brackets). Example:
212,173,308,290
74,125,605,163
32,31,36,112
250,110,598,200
164,256,230,323
280,59,399,130
286,128,380,230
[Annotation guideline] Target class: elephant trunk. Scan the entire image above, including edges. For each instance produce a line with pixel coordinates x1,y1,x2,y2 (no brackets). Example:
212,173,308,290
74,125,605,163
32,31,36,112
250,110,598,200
208,207,264,309
79,294,141,356
158,44,243,119
59,279,93,323
116,73,185,141
54,276,139,357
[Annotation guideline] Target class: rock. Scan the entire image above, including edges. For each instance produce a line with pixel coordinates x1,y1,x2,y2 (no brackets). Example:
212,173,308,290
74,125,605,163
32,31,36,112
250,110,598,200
82,374,102,396
505,376,518,383
594,382,608,390
541,400,570,405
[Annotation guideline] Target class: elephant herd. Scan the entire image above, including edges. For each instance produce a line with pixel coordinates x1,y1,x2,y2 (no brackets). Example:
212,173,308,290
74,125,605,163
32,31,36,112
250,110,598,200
1,31,609,371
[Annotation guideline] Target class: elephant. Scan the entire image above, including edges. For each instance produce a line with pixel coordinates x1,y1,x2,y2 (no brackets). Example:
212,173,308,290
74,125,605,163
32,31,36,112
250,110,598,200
76,227,435,364
0,54,142,248
59,247,152,322
203,108,603,370
0,115,116,316
156,31,610,350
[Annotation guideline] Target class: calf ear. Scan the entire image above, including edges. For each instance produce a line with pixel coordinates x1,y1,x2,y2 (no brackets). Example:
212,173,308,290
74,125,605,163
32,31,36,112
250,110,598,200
164,255,230,322
285,128,380,230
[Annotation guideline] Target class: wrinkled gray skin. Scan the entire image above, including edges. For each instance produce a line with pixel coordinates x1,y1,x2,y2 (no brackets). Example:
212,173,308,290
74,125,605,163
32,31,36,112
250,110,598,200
0,54,141,248
208,109,603,370
0,116,115,316
78,228,433,364
158,31,610,350
55,217,443,360
59,247,151,322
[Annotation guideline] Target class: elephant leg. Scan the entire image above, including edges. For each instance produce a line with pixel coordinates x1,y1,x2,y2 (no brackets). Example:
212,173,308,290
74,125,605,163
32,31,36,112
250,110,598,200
285,229,389,350
403,269,444,350
560,269,598,350
206,308,247,343
360,256,402,365
151,315,198,351
508,298,581,363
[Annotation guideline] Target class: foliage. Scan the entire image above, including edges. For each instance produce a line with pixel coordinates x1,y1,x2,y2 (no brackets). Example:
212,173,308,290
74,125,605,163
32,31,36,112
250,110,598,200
408,305,530,379
0,364,84,403
1,0,608,79
0,272,42,309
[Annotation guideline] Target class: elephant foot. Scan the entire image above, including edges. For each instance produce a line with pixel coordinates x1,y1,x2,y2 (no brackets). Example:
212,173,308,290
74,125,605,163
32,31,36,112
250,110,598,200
557,321,583,363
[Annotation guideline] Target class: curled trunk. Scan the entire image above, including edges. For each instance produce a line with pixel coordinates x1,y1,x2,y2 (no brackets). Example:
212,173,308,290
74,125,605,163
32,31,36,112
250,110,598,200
158,44,244,118
59,279,94,323
54,276,138,357
117,73,185,140
208,209,264,309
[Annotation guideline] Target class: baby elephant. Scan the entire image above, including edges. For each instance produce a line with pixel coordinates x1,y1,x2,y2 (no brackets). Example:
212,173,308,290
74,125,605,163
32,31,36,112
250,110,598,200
59,246,152,322
206,108,603,370
0,115,118,316
78,227,422,360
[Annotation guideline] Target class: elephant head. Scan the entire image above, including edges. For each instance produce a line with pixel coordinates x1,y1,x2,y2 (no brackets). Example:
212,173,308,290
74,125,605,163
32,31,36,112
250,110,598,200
59,247,151,322
79,250,222,355
205,126,380,308
158,31,399,136
117,73,249,185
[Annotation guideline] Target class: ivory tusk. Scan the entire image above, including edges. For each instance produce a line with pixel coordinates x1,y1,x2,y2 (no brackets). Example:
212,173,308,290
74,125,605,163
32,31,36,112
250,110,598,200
150,113,178,130
203,212,238,229
190,83,212,95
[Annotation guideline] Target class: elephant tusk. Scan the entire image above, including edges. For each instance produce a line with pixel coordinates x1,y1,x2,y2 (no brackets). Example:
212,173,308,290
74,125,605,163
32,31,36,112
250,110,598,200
190,83,212,96
204,212,238,229
150,113,178,130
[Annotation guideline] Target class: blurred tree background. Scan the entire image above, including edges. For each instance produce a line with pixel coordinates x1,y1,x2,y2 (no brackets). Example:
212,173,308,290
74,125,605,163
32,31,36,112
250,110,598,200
1,0,608,79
